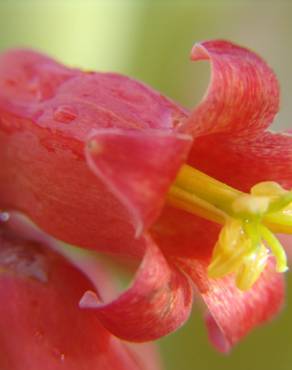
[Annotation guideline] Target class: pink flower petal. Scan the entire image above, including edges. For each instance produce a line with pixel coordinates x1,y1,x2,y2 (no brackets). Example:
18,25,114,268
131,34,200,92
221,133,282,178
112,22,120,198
183,40,279,136
179,258,284,352
0,226,162,370
36,71,188,136
86,129,191,236
80,234,193,341
187,131,292,192
0,48,189,256
0,48,188,137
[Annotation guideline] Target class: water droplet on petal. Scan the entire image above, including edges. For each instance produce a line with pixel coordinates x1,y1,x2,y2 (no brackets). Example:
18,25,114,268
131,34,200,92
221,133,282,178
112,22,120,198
53,105,77,123
0,211,10,222
52,347,66,362
0,239,49,283
27,77,42,101
28,77,39,93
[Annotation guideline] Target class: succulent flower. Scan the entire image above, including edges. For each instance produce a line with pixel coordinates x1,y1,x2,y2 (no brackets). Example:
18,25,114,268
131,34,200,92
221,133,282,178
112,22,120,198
0,40,291,354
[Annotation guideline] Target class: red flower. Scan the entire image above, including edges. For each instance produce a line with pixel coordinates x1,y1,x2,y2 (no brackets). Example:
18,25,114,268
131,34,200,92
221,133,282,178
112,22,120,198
0,217,161,370
0,40,291,353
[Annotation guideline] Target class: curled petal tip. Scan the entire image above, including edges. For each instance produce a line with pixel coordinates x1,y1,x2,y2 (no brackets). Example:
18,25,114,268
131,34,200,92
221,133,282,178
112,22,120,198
79,290,101,308
190,40,236,61
190,42,209,61
186,38,280,136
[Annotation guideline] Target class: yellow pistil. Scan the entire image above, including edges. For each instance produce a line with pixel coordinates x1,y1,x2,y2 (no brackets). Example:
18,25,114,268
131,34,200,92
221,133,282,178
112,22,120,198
167,164,292,290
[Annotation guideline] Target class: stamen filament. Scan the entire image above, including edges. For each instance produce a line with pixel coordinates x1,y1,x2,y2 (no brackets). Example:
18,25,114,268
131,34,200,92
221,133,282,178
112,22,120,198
235,244,268,290
167,186,226,225
259,225,288,272
172,165,241,214
265,212,292,234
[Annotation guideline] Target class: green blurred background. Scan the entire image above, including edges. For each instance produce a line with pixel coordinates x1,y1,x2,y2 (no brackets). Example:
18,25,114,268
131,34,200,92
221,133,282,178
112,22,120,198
1,1,292,369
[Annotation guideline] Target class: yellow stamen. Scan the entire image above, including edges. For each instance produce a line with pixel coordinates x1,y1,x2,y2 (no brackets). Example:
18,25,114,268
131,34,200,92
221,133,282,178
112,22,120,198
168,164,291,290
208,220,250,278
235,244,269,290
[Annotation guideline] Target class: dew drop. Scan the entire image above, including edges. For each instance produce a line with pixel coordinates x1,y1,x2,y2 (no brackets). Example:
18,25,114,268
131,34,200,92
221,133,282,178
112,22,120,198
53,105,77,123
27,77,42,101
27,78,39,93
52,347,66,362
0,211,10,223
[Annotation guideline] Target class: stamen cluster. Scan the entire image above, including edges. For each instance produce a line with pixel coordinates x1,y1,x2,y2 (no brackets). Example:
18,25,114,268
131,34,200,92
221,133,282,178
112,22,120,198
169,166,292,290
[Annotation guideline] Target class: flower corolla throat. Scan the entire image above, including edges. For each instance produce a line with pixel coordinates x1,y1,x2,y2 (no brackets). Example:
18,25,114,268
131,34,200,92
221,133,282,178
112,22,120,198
168,164,292,290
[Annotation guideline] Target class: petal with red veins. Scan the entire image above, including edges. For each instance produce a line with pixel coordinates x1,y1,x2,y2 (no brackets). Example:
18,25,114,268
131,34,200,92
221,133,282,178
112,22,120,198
0,48,188,256
178,258,284,352
187,131,292,192
36,72,188,137
86,129,192,236
183,40,279,136
0,122,143,257
0,48,188,138
0,227,161,370
79,234,193,341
